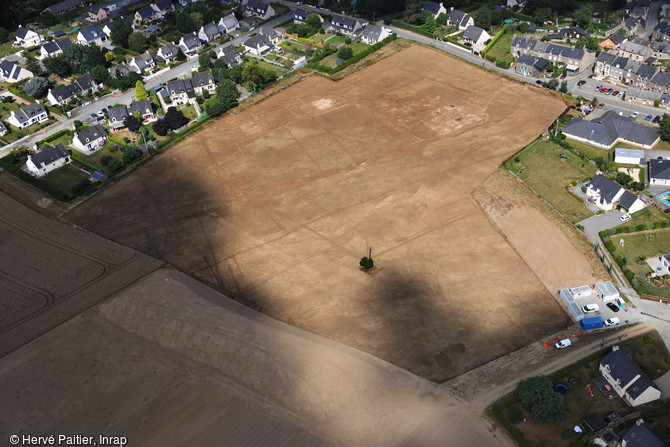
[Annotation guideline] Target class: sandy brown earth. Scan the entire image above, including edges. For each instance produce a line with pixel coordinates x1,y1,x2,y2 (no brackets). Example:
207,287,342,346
0,191,162,356
65,45,569,382
0,268,512,447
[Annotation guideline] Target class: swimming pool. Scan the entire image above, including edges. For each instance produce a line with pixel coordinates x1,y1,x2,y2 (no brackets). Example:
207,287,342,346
656,192,670,207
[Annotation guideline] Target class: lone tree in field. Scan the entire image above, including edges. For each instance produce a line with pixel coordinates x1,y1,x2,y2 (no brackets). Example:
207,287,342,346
360,257,373,270
135,80,148,101
516,376,569,424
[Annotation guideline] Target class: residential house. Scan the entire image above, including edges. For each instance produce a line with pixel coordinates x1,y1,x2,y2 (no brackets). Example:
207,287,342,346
614,148,645,165
217,45,242,68
618,39,653,62
190,70,215,95
595,54,640,83
243,0,274,19
515,54,549,77
218,13,240,33
600,346,661,406
510,37,595,73
155,43,179,63
505,0,526,8
46,84,81,106
109,64,131,78
600,32,626,51
178,33,202,57
652,71,670,93
626,87,661,105
127,99,155,121
7,102,47,129
562,110,660,149
550,26,589,42
653,20,670,43
616,419,670,447
330,14,366,35
649,40,670,59
198,21,222,42
447,9,474,30
15,26,44,48
0,122,6,137
39,38,72,59
259,27,282,45
361,24,390,45
623,16,646,37
0,59,32,83
244,33,272,56
462,26,491,47
582,174,646,213
151,0,174,17
103,17,133,37
77,26,106,45
633,63,657,89
129,52,155,73
107,105,129,131
293,8,320,24
72,124,108,152
88,5,109,21
26,144,70,177
649,158,670,185
44,0,84,15
423,1,447,18
134,6,157,26
166,78,196,104
74,73,98,94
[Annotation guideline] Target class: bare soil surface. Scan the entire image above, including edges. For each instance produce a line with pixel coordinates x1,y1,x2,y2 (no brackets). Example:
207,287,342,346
0,191,162,357
65,45,568,382
0,268,512,447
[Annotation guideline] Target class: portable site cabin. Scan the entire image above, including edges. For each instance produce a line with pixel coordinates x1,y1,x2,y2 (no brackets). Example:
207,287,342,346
560,288,586,321
595,281,620,302
569,285,593,299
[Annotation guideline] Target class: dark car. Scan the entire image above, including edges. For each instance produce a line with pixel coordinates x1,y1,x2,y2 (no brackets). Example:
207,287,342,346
536,80,544,85
653,115,661,123
606,302,620,312
577,80,586,86
464,42,472,47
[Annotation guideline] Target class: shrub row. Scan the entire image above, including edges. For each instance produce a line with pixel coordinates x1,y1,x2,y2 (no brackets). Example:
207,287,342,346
483,25,507,55
390,20,435,38
496,58,511,69
39,128,72,145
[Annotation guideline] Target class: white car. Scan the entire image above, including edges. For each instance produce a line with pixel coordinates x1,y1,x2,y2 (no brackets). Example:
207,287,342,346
605,317,620,326
583,304,600,313
620,214,632,222
617,91,625,98
631,111,639,119
556,339,572,349
191,65,198,72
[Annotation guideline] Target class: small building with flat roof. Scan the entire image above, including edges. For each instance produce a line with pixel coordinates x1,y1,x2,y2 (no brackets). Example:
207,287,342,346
615,148,645,165
595,281,619,302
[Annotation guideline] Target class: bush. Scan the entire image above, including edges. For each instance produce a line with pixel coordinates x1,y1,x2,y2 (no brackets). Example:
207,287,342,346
123,137,130,144
100,155,112,166
506,406,524,424
516,376,569,424
496,59,510,69
605,241,616,252
561,429,574,440
107,158,123,173
360,257,374,269
624,269,635,282
635,224,645,232
598,230,609,240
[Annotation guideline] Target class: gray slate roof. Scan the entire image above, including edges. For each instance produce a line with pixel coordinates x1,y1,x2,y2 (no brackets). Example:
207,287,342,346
655,20,670,36
617,421,670,447
423,0,443,15
152,0,172,12
30,144,69,167
601,349,659,400
562,110,659,147
76,124,107,142
362,24,383,42
181,33,200,50
79,26,104,42
606,32,626,45
200,22,220,40
619,190,639,210
448,9,471,27
45,0,84,15
127,99,152,116
108,105,129,126
0,60,23,80
636,63,657,79
245,0,270,13
50,84,81,102
136,5,155,19
588,174,622,203
15,27,31,40
109,64,130,78
245,34,270,50
218,45,240,67
157,43,178,62
649,158,670,180
219,13,239,31
191,70,214,88
75,73,96,91
41,38,72,55
463,25,486,42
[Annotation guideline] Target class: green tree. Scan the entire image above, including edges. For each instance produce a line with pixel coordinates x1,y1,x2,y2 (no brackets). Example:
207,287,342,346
574,4,593,28
198,52,212,71
0,27,9,44
91,65,110,84
306,13,322,30
176,12,196,33
122,144,142,164
659,114,670,142
190,11,204,30
473,7,492,29
230,64,244,84
436,13,448,26
241,63,276,91
25,55,41,75
212,58,230,83
135,80,148,101
338,46,354,60
110,20,133,47
217,79,239,110
124,114,142,133
422,14,436,33
574,36,599,52
23,76,51,98
108,158,123,173
560,80,568,93
360,257,373,269
516,376,569,424
128,32,148,52
204,97,227,116
546,79,559,90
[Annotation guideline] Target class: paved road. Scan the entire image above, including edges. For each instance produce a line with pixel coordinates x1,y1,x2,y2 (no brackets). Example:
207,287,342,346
579,210,626,244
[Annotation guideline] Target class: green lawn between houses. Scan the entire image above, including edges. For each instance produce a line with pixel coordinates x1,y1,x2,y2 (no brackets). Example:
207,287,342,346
37,163,91,199
494,330,670,447
486,31,515,61
508,139,598,223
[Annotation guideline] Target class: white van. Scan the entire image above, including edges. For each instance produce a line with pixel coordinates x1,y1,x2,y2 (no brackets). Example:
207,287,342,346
556,339,572,349
583,304,599,313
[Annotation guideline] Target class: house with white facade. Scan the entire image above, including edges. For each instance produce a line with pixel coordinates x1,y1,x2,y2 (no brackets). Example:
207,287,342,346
151,0,174,17
15,26,44,48
649,158,670,186
44,0,84,15
462,25,491,47
198,22,222,42
127,99,156,122
39,38,72,59
562,110,660,149
218,14,240,34
600,346,661,407
129,52,155,73
88,5,109,21
244,33,272,56
361,24,390,45
77,26,106,45
217,45,241,67
178,33,202,57
0,59,32,83
47,84,81,106
581,173,646,214
330,13,366,35
447,9,474,30
424,1,447,18
26,144,70,177
7,102,48,129
72,124,108,152
107,105,129,131
243,0,275,19
103,17,133,37
155,43,179,63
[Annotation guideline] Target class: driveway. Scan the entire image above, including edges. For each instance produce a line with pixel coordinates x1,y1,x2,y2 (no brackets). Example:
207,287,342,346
578,211,626,244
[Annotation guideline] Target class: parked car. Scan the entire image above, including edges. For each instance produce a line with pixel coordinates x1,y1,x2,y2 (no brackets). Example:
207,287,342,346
577,80,586,86
631,111,639,118
620,214,632,222
595,84,602,91
604,317,620,326
600,87,608,93
612,91,619,96
646,114,653,121
606,302,620,312
0,167,4,173
560,72,567,79
653,115,662,123
617,91,625,98
536,80,544,85
605,88,613,95
464,42,472,47
597,103,604,109
90,113,97,119
556,339,572,349
583,304,600,313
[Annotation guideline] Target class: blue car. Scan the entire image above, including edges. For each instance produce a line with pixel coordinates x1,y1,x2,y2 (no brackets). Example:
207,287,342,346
646,114,653,121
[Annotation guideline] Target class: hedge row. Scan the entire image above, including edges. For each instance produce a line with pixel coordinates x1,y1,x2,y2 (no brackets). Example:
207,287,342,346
483,25,507,56
39,128,72,145
70,154,100,172
107,135,126,146
308,34,398,74
446,37,472,50
490,398,531,447
496,58,511,69
390,20,435,38
8,86,36,103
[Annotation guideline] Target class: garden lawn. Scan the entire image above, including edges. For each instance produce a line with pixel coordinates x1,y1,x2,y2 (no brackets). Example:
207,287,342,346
630,205,670,228
179,103,198,121
509,139,597,222
0,100,22,122
75,141,122,175
486,31,514,60
497,331,670,447
37,163,90,199
0,42,18,59
608,228,670,277
40,132,72,149
568,140,611,162
253,60,287,76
